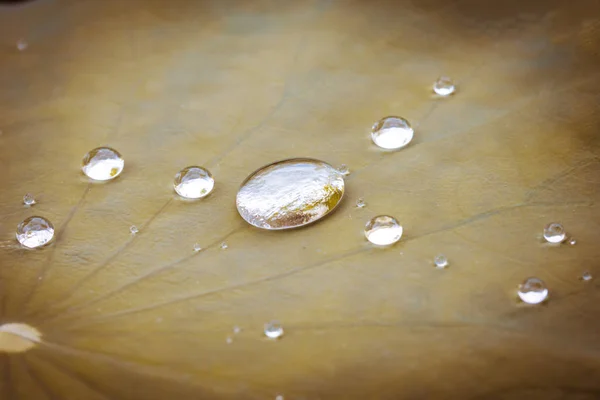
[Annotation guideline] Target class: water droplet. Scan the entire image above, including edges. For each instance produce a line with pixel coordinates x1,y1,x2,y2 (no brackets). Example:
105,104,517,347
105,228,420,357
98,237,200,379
130,225,139,235
82,147,124,181
432,76,455,96
275,396,284,400
569,238,577,245
543,222,566,243
364,215,403,246
16,216,54,249
264,321,284,339
581,271,593,281
23,193,36,206
233,326,241,334
371,116,414,150
225,336,233,344
193,243,202,252
517,277,548,304
173,166,215,199
433,254,449,268
220,242,228,250
16,39,28,51
236,158,345,230
356,198,366,208
337,164,350,176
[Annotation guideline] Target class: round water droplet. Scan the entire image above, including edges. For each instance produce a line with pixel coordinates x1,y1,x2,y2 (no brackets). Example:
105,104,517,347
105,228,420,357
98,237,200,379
543,222,566,243
236,158,345,230
233,326,241,334
264,321,284,339
581,271,593,281
371,116,414,150
225,336,233,344
356,198,366,208
82,147,124,181
337,164,350,176
173,166,215,199
16,216,54,249
193,243,202,252
432,76,455,96
434,254,449,268
517,277,548,304
569,238,577,245
275,396,284,400
364,215,403,246
16,39,28,51
130,225,139,235
23,193,36,206
220,242,228,250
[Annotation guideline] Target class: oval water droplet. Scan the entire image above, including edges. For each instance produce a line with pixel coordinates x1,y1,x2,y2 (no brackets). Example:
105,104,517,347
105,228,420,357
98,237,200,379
236,158,345,230
264,321,284,339
16,216,54,249
82,147,124,181
543,222,565,243
371,116,414,150
433,76,455,96
581,271,593,281
193,243,202,252
23,193,36,206
364,215,403,246
356,198,366,208
517,277,548,304
433,254,449,268
173,166,214,199
130,225,139,235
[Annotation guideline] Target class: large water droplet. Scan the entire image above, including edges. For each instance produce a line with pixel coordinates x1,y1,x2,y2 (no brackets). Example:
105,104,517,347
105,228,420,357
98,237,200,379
517,277,548,304
173,166,215,199
16,216,54,249
371,116,414,150
432,76,456,96
82,147,124,181
236,158,345,230
264,321,284,339
433,254,449,268
543,222,566,243
364,215,403,246
23,193,36,207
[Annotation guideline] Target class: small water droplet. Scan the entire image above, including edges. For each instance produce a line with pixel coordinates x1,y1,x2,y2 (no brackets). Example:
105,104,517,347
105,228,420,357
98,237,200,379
371,116,414,150
220,242,228,250
130,225,139,235
236,158,345,230
432,76,456,96
16,38,28,51
569,238,577,245
264,321,284,339
581,271,593,281
82,147,124,181
364,215,403,246
517,277,548,304
23,193,36,206
193,243,202,252
543,222,566,243
433,254,448,268
173,166,215,199
356,198,366,208
275,396,284,400
16,216,54,249
337,164,350,176
233,326,241,334
226,336,233,344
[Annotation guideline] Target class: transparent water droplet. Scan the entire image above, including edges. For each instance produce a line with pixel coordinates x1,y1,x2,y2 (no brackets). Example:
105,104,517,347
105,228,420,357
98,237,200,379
226,336,233,344
236,158,345,230
356,198,366,208
337,164,350,176
581,271,593,281
23,193,36,206
82,147,124,181
193,243,202,252
220,242,228,250
264,321,284,339
432,76,455,96
371,116,414,150
275,396,284,400
173,166,215,199
364,215,403,246
130,225,139,235
543,222,566,243
16,216,54,249
16,38,28,51
569,238,577,245
433,254,449,268
517,277,548,304
233,326,241,334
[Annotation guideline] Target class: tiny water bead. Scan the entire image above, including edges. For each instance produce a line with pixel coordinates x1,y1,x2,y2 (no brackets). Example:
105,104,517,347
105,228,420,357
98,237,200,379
264,321,284,339
364,215,403,246
543,222,566,243
581,271,593,281
173,166,215,199
23,193,36,206
432,76,456,96
193,243,202,252
225,336,233,344
82,147,124,181
233,326,241,334
220,242,228,250
275,396,284,400
130,225,139,235
236,158,345,230
337,164,350,176
16,38,28,51
371,116,414,150
16,216,54,249
517,277,548,305
433,254,449,268
356,198,366,208
569,238,577,245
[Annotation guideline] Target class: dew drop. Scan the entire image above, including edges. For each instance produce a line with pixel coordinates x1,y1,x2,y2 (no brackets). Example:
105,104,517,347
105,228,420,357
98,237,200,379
264,321,284,339
356,198,366,208
581,271,593,281
517,277,548,304
82,147,124,181
365,215,402,246
433,254,449,268
543,222,566,243
173,166,215,199
337,164,350,176
193,243,202,252
432,76,456,96
16,38,28,51
130,225,139,235
23,193,36,207
220,242,228,250
371,116,414,150
16,216,54,249
236,158,345,230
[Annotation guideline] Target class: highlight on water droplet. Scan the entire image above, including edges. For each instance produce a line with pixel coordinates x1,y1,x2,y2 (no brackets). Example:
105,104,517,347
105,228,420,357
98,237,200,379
337,164,350,176
581,271,593,281
371,116,414,150
173,166,215,199
82,147,124,181
16,38,28,51
364,215,403,246
130,225,139,235
0,323,41,353
432,76,456,96
356,198,366,208
264,321,284,339
543,222,566,244
517,277,548,305
433,254,449,268
16,216,54,249
23,193,36,207
236,158,345,230
220,242,228,250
